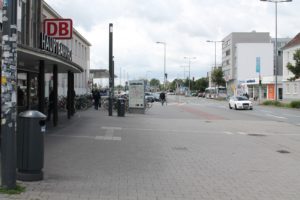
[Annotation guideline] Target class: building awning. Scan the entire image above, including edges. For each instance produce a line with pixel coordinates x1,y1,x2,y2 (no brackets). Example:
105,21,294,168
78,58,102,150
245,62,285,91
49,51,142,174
90,69,117,78
17,44,84,73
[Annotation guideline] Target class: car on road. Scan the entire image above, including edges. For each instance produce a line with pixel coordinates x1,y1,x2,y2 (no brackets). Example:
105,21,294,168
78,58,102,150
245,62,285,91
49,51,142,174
152,92,161,102
198,92,205,98
145,92,155,102
229,96,253,110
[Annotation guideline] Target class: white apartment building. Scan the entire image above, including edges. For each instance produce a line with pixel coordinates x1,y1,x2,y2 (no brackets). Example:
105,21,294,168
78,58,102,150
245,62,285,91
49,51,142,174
222,32,271,96
42,1,91,96
282,33,300,100
235,43,274,99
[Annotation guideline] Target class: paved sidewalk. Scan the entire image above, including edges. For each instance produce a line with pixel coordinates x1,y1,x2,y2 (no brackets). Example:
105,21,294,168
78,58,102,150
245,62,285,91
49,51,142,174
1,102,300,200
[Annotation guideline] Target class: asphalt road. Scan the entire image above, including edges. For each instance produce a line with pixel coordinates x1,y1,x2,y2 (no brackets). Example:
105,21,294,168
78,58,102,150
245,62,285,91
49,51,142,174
1,96,300,200
171,95,300,126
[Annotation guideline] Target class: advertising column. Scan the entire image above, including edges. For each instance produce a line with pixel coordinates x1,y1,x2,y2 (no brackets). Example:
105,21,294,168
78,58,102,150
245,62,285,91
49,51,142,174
128,80,145,114
1,0,18,189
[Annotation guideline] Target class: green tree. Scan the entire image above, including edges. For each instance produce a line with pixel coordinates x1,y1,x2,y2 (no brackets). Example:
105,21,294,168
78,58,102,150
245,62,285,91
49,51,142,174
194,77,208,92
211,68,226,87
211,68,226,95
115,85,124,91
286,49,300,81
150,78,160,87
170,79,184,91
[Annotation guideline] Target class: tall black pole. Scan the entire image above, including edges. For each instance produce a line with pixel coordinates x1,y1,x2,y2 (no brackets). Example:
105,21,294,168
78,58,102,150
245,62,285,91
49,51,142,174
1,0,18,189
108,23,114,116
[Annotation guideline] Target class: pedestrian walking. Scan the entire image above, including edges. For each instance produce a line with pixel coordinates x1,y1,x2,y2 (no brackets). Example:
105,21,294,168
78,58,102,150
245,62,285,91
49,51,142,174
93,89,101,110
159,91,166,106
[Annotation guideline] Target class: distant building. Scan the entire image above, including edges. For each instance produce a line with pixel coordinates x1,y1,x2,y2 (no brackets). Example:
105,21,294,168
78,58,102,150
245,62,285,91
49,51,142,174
235,43,274,99
282,33,300,100
271,38,291,77
222,32,271,96
221,32,290,100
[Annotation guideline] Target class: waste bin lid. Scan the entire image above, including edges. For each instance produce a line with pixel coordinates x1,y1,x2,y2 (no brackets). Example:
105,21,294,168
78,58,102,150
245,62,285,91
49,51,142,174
19,110,47,119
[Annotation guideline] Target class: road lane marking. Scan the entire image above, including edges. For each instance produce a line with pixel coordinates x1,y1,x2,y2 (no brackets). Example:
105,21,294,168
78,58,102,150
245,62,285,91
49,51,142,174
237,132,247,135
282,114,300,118
260,110,272,113
224,131,233,135
101,126,122,130
101,126,122,140
48,134,122,141
95,136,121,141
266,114,287,119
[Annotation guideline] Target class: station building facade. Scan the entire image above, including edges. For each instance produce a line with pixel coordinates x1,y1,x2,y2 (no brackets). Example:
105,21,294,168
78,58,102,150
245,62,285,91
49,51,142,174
1,0,91,126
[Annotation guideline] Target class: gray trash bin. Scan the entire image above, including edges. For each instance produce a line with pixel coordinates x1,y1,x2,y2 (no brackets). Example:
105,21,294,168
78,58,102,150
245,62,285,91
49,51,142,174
117,98,125,117
17,110,47,181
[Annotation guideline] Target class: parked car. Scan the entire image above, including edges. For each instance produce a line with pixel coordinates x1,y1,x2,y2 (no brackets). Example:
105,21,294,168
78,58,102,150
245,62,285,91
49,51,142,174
229,96,253,110
145,92,155,102
198,92,205,98
152,92,161,102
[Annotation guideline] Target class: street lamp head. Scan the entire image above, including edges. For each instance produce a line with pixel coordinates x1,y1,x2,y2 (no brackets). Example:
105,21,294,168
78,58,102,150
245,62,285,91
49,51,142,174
156,41,166,45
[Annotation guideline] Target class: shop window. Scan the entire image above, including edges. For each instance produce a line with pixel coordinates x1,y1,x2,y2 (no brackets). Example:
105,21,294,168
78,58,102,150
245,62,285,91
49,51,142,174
30,75,39,107
75,40,78,56
17,73,28,109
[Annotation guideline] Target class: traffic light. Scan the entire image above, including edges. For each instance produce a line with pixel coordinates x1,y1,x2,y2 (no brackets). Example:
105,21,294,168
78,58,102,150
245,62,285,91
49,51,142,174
193,77,195,81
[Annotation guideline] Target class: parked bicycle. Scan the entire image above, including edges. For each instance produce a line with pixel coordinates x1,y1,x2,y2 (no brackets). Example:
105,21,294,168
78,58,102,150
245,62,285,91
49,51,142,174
75,94,93,111
58,96,67,112
102,96,129,112
145,99,153,112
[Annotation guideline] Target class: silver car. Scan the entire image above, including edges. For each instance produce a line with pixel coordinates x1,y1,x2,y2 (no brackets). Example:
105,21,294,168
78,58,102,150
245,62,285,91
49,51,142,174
229,96,253,110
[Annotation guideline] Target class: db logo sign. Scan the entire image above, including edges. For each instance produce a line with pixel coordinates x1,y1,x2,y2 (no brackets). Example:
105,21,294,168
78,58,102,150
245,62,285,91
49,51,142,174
44,19,73,39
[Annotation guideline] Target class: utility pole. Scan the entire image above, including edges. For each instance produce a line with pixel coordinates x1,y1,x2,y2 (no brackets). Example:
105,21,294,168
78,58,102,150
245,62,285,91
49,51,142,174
184,57,196,92
1,0,18,189
156,42,167,90
260,0,293,100
108,23,114,116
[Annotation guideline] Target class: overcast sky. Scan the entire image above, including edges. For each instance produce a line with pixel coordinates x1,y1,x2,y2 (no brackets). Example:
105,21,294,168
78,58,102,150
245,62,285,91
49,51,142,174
46,0,299,85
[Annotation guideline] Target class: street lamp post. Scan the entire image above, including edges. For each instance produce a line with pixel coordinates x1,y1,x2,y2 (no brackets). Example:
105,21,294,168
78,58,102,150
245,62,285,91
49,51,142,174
260,0,292,101
180,65,187,80
184,57,196,91
156,41,167,90
206,40,223,69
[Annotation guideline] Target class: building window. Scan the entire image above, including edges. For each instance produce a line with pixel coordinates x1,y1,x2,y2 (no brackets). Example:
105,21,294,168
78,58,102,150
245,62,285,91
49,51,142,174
286,83,290,94
294,83,298,94
75,40,77,56
226,50,230,56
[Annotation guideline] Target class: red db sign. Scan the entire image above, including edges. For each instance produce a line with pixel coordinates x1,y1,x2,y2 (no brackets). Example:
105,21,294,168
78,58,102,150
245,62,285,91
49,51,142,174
44,19,73,39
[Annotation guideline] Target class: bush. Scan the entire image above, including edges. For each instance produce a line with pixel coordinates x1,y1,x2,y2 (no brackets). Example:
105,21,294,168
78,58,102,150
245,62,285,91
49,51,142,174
290,101,300,108
262,100,274,105
262,100,283,107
